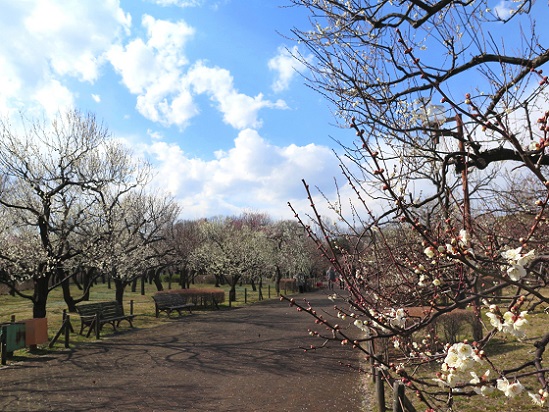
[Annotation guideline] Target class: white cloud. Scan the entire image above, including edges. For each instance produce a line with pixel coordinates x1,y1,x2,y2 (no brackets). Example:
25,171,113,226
91,94,101,103
22,1,130,82
185,62,288,129
108,15,199,128
108,16,287,130
147,129,164,140
145,129,344,219
268,45,311,93
147,0,226,10
493,1,514,19
108,15,194,94
31,79,74,119
149,0,204,7
0,0,130,117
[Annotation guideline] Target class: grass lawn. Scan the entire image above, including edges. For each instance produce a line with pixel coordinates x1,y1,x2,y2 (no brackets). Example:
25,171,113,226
366,305,549,412
0,279,284,363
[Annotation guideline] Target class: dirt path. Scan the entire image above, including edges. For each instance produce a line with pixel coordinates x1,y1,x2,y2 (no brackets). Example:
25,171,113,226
0,291,368,412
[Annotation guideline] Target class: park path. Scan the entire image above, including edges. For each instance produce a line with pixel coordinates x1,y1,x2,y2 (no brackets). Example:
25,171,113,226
0,291,368,411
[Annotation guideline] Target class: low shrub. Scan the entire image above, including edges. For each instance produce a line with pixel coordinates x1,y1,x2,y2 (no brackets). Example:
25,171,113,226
279,278,297,292
158,288,225,307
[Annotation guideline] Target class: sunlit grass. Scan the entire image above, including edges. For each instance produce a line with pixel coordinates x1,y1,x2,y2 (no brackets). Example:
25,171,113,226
367,304,549,412
0,279,284,363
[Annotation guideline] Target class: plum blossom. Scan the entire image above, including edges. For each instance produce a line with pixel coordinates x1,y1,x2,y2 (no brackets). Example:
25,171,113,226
486,305,528,339
501,247,535,281
507,264,527,281
469,370,494,396
486,307,503,330
353,319,369,332
438,342,483,387
517,249,536,266
458,229,469,248
502,310,528,339
389,308,407,328
529,140,541,151
424,246,435,258
529,390,549,406
501,246,523,262
497,377,524,398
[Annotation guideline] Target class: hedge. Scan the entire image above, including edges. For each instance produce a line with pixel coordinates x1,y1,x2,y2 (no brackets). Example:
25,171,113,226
157,288,225,307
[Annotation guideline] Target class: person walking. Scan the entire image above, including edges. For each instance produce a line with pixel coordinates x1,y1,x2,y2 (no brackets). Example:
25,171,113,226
326,267,336,290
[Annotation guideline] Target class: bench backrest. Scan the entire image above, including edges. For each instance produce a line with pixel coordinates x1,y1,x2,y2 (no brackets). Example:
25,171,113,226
100,301,125,318
76,301,124,319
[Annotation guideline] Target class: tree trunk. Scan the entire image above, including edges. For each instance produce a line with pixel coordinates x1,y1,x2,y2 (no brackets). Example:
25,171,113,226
153,268,164,292
186,269,193,289
61,275,77,313
275,266,283,294
82,269,93,301
32,276,50,318
228,275,240,302
72,271,83,290
229,285,237,302
114,278,126,308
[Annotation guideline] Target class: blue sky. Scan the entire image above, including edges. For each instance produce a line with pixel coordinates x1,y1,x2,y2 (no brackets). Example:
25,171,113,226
0,0,349,221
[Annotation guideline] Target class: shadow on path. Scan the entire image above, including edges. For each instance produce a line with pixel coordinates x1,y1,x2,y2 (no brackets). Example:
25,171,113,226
0,292,366,412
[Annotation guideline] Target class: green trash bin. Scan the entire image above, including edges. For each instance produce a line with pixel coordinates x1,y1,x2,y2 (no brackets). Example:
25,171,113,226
0,322,26,365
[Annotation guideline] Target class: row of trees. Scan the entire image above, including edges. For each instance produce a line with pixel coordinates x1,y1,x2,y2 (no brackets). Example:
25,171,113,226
0,111,321,318
286,0,549,410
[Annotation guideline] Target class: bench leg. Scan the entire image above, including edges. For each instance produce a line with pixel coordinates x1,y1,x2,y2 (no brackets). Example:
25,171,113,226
86,318,96,338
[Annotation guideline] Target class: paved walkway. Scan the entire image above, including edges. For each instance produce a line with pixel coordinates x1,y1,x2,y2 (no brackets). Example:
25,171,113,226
0,291,368,411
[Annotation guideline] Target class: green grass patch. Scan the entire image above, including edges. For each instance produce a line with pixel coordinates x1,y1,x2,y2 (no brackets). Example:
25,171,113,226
364,306,549,412
0,279,284,364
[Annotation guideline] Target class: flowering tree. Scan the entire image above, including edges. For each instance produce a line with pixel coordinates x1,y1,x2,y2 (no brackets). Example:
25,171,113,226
83,189,180,306
0,111,119,318
284,0,549,409
266,219,321,293
187,215,272,302
0,111,177,316
167,219,206,288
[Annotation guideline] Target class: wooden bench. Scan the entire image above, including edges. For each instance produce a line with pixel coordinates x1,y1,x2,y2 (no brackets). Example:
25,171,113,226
75,301,135,337
153,293,195,318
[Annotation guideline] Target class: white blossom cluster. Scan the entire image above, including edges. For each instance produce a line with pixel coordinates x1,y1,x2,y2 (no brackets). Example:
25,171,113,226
434,342,485,388
495,377,524,398
353,307,408,334
500,246,536,281
424,229,471,260
485,304,528,339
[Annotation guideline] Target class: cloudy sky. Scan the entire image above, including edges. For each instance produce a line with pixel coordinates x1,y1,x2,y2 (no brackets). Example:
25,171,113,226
0,0,354,221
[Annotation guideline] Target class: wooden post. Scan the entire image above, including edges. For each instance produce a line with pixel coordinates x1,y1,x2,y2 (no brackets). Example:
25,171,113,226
375,368,386,412
95,314,100,340
393,382,404,412
10,315,15,323
130,300,134,315
244,288,247,304
268,285,271,299
64,314,71,348
1,326,7,365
